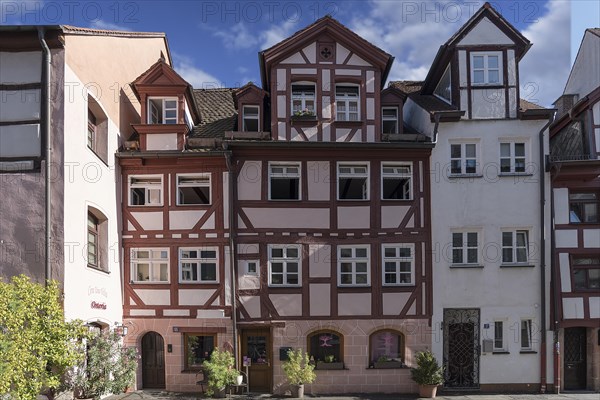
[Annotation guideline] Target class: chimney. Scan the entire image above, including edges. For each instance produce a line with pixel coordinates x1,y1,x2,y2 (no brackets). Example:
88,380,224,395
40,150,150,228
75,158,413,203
553,94,578,118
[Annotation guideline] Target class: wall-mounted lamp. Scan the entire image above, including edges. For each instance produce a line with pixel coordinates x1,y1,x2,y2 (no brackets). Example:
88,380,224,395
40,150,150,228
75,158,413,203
114,322,128,337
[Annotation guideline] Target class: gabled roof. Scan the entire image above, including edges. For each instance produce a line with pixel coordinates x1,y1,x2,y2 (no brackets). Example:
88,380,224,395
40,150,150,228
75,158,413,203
190,88,237,139
131,58,200,123
234,82,268,100
421,2,531,94
259,15,394,90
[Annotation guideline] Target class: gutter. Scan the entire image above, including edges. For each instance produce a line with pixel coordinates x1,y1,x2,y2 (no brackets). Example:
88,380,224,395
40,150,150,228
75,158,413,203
224,148,239,369
38,27,52,285
538,111,556,393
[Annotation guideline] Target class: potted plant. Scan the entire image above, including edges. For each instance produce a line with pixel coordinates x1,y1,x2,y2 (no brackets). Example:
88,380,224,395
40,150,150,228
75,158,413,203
282,349,316,399
316,354,344,370
410,350,444,398
65,330,138,399
291,108,317,121
373,355,403,369
202,348,238,398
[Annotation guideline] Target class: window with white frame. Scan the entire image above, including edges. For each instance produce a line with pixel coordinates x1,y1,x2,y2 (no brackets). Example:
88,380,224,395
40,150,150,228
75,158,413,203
242,105,259,132
493,321,505,351
520,319,533,350
131,248,169,282
177,174,211,205
129,176,163,206
179,248,218,283
338,245,370,286
338,163,369,200
502,230,529,264
381,163,411,200
450,143,478,175
269,163,300,200
500,142,526,173
148,97,178,124
291,83,315,115
382,107,398,134
452,231,479,265
268,245,300,286
382,244,414,285
335,84,359,121
471,52,502,85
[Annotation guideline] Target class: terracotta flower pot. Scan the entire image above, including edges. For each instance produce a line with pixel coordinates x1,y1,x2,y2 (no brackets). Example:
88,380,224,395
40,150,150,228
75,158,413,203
418,384,438,398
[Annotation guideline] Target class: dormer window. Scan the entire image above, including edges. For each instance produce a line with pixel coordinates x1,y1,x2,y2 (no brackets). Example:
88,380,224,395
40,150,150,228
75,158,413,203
382,107,398,134
242,105,260,132
291,83,315,116
148,97,178,124
471,52,502,85
336,84,360,121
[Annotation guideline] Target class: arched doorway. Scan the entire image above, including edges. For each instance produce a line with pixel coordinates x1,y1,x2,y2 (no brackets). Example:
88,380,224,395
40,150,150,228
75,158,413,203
141,331,165,389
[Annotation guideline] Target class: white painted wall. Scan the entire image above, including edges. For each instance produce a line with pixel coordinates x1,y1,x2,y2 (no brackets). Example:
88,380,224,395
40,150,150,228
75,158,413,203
565,31,600,99
406,102,550,384
62,65,124,327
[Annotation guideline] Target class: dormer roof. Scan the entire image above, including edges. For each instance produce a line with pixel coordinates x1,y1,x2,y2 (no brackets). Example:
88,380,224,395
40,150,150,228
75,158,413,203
259,15,394,91
421,2,531,94
131,58,201,123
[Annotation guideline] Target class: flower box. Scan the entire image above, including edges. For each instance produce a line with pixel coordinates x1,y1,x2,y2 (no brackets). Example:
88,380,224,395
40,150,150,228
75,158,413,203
374,360,403,369
315,361,344,370
291,114,317,121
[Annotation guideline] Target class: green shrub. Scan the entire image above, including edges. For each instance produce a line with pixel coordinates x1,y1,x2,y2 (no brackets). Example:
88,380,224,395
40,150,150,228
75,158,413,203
0,275,86,400
410,350,444,386
202,348,238,397
282,349,316,386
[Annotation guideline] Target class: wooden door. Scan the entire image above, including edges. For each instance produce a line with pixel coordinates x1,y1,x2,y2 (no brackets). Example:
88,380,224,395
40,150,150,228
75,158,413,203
141,331,165,389
564,327,587,390
241,328,272,392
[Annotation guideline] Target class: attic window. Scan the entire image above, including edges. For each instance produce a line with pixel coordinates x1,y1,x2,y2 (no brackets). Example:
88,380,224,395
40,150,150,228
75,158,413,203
242,105,260,132
470,52,502,85
148,97,178,124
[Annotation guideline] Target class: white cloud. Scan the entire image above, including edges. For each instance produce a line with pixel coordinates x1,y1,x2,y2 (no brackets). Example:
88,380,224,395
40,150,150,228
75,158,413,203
172,52,222,89
519,0,571,106
349,0,471,83
209,19,298,52
212,22,260,50
89,20,131,31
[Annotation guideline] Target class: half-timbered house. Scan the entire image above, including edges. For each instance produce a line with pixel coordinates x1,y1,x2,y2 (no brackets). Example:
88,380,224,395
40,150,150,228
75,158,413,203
549,28,600,392
397,3,556,392
224,16,435,395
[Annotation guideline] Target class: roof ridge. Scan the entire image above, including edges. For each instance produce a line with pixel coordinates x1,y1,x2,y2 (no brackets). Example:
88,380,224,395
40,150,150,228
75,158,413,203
61,25,165,37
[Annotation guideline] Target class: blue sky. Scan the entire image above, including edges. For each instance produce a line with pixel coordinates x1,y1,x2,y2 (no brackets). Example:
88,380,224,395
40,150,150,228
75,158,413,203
1,0,599,106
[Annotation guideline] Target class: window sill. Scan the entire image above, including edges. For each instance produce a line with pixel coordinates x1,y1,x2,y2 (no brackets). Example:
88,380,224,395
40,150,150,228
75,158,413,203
315,362,345,370
381,198,413,202
87,145,109,167
130,281,170,285
520,350,537,354
334,120,363,127
337,198,370,202
180,281,219,284
500,264,535,268
450,264,484,269
492,351,510,354
268,285,302,288
448,174,484,179
176,203,212,207
87,265,110,274
181,369,203,373
268,199,302,202
338,285,371,288
498,173,534,177
383,283,415,287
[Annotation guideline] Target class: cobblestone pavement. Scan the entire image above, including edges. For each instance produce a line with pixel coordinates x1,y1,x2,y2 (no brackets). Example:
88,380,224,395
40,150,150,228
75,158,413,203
105,390,599,400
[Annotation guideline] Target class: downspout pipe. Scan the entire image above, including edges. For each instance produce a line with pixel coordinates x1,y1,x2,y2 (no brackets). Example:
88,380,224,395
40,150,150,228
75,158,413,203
38,27,52,285
550,183,561,393
224,149,238,369
538,112,555,393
